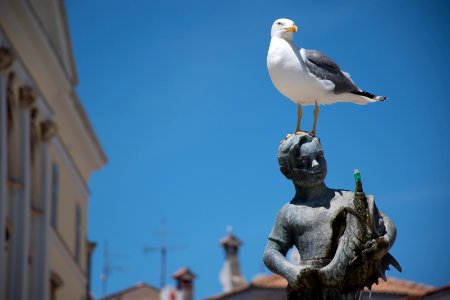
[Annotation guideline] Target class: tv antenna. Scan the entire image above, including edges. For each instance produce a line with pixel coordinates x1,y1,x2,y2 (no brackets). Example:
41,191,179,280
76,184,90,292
101,241,127,299
143,218,186,288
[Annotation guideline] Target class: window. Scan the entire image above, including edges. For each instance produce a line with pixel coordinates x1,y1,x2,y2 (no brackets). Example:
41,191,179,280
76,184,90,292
50,163,59,229
50,271,63,300
4,223,11,252
74,203,81,263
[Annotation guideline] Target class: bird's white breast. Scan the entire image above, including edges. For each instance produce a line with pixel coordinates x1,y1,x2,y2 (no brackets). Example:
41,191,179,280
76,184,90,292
267,37,330,105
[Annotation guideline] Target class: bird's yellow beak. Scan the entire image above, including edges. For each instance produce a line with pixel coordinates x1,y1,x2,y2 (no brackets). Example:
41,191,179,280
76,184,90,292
284,25,298,32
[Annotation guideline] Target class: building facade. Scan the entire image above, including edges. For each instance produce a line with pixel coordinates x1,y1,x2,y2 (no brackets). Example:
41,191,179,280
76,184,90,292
104,282,161,300
104,267,196,300
0,1,106,300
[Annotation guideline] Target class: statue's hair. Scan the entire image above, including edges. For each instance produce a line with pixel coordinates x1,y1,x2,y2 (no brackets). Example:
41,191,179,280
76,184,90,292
277,134,321,170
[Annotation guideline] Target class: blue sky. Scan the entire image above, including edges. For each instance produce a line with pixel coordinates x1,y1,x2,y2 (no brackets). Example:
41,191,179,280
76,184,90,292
65,0,450,298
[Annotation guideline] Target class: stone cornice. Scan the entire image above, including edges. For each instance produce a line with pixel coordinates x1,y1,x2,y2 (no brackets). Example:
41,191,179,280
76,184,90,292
40,119,57,141
0,47,14,71
19,86,35,108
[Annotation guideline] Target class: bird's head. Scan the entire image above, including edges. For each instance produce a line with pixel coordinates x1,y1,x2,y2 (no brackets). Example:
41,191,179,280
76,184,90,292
271,18,298,40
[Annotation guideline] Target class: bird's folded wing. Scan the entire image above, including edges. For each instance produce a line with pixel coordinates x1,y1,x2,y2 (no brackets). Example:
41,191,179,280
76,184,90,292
303,49,358,94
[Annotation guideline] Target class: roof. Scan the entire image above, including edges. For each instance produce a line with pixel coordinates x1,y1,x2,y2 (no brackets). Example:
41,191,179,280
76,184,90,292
403,283,450,300
366,277,435,297
219,234,242,247
208,274,436,299
205,284,250,300
172,267,196,280
252,274,287,288
103,282,160,300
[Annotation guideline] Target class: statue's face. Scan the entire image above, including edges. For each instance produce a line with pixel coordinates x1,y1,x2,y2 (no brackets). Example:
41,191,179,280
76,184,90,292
288,139,327,187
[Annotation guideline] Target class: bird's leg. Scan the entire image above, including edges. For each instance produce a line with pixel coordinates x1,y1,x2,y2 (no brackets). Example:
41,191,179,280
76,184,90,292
296,103,302,133
312,101,319,136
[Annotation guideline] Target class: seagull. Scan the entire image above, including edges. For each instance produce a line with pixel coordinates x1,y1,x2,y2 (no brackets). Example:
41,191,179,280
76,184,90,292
267,18,386,135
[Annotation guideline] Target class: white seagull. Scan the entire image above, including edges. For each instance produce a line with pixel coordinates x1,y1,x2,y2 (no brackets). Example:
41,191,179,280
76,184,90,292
267,18,386,135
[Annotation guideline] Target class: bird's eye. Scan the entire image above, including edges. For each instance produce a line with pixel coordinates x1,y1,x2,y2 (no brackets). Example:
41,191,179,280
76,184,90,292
277,22,282,25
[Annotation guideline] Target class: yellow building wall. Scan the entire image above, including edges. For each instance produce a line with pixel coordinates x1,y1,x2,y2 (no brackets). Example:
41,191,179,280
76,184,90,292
49,243,86,300
49,143,89,298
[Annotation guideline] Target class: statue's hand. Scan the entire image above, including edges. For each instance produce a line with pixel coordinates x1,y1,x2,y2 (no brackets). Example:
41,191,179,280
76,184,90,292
362,236,389,260
291,266,321,290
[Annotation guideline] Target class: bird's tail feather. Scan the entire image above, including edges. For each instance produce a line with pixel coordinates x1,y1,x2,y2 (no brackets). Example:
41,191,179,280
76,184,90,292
351,90,387,101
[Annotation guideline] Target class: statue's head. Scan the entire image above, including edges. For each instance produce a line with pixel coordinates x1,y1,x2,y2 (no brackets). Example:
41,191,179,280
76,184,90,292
278,134,327,188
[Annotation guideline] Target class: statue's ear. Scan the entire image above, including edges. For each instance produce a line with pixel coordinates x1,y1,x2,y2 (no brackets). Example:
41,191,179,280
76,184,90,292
280,166,291,179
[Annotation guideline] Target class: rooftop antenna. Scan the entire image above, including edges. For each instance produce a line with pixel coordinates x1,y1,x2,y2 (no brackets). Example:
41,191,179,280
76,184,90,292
101,241,127,299
143,218,186,288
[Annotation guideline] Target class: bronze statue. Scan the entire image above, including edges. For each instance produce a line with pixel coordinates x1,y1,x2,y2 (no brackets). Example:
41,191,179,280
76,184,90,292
263,133,401,299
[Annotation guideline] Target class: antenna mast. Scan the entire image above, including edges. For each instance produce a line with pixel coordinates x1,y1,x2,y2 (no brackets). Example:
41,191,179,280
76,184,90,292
143,218,185,288
101,241,126,299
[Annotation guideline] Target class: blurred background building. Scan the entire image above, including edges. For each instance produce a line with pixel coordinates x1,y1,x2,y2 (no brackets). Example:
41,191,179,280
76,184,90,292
102,230,443,300
0,1,106,300
207,232,438,300
104,268,196,300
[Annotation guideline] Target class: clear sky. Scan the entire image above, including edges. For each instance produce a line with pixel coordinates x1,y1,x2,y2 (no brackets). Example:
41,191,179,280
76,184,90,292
65,0,450,298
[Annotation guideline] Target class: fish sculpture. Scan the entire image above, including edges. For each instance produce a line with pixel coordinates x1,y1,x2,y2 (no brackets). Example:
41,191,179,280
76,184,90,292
319,170,402,292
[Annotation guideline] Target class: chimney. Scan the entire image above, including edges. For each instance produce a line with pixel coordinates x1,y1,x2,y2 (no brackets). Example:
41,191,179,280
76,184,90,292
219,227,248,292
172,267,196,300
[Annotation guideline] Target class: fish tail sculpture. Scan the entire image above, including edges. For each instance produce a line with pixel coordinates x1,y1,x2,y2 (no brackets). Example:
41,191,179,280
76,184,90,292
320,170,401,293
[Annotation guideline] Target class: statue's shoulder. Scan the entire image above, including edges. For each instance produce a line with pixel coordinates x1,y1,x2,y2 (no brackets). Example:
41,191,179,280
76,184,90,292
334,189,354,199
278,203,293,216
331,189,354,207
275,203,298,223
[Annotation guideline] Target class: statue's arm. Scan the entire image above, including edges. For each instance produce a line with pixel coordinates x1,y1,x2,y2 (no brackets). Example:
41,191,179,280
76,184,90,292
263,239,300,286
263,206,300,287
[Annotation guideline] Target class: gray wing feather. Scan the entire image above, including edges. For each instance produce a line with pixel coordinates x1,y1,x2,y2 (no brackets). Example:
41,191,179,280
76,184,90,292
303,49,358,94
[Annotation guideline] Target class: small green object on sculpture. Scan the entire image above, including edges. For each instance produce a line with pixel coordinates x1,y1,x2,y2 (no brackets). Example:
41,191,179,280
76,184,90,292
354,169,361,184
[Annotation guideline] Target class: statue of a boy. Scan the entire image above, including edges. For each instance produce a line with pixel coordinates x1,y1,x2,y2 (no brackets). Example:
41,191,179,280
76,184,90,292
263,134,400,299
